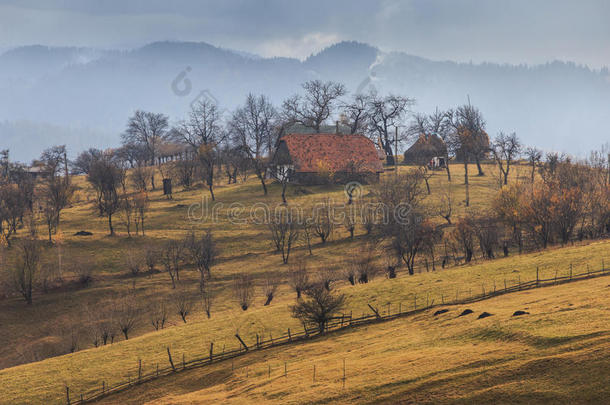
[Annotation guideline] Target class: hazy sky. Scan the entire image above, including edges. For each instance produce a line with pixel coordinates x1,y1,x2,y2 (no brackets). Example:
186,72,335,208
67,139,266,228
1,0,609,67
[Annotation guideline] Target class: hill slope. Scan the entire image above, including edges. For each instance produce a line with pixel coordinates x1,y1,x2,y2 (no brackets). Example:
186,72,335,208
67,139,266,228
93,276,610,404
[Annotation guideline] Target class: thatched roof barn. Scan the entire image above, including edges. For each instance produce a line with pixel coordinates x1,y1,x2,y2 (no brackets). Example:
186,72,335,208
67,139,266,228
403,134,447,165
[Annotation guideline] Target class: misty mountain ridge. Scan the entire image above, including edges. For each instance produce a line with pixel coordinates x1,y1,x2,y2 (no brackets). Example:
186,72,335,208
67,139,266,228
1,40,609,162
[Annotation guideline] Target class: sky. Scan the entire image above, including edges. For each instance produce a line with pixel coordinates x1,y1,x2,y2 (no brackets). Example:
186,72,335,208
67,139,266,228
1,0,609,68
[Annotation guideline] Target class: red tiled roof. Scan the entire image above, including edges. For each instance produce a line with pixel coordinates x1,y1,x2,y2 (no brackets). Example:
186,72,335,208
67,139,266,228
280,133,384,173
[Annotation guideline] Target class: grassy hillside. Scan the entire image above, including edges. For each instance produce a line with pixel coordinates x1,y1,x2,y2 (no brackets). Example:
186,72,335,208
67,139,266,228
0,239,608,404
93,276,610,404
0,162,607,404
0,162,517,369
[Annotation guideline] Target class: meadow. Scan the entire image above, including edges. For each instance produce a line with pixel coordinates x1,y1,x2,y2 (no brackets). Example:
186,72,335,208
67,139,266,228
0,162,608,404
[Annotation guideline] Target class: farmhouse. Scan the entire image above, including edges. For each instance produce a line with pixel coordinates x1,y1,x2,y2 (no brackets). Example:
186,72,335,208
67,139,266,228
403,133,447,169
271,133,384,185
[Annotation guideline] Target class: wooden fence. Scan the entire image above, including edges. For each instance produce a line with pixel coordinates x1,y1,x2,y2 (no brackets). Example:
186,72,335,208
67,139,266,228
68,263,609,404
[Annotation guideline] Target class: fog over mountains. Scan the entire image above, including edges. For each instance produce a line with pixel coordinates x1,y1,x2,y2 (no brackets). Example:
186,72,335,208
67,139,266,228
1,40,609,162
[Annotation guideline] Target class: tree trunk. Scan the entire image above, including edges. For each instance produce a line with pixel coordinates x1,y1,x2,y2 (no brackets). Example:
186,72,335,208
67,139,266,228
108,214,114,236
464,161,470,207
475,156,484,176
261,177,268,196
445,161,452,182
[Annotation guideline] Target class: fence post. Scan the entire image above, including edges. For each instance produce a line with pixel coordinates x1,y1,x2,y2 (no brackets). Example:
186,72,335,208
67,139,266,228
313,364,316,383
367,303,381,319
268,364,271,378
167,347,176,372
518,275,521,290
413,294,417,309
80,394,83,403
399,302,402,313
256,334,260,349
235,334,249,351
288,328,292,341
536,266,539,287
138,358,142,382
210,342,214,362
182,353,185,369
66,386,70,405
284,361,287,377
102,381,105,393
570,263,572,279
504,279,507,292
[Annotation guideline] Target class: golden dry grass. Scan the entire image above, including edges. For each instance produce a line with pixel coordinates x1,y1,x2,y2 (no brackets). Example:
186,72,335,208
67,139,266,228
0,162,607,404
92,276,610,405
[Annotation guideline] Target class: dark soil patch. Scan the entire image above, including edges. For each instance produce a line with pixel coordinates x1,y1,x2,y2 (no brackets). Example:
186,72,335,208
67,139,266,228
512,310,529,316
478,312,493,319
433,309,449,316
74,230,92,236
458,309,474,317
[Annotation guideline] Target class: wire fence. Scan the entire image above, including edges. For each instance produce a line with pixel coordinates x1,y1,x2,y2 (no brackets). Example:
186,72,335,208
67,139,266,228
67,262,609,404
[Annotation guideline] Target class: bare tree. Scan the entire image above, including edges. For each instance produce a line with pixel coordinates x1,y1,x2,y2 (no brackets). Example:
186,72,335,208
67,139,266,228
452,215,477,263
122,111,169,190
268,208,300,264
312,200,334,244
174,287,193,323
343,207,356,239
12,237,42,304
473,215,500,259
300,216,315,255
200,282,213,318
437,187,453,225
262,273,279,306
233,273,254,311
368,93,414,165
289,258,309,298
116,295,139,340
87,153,125,235
282,80,346,132
446,104,489,206
291,284,345,334
172,156,198,190
230,93,276,195
145,245,159,276
161,240,184,288
72,148,103,175
125,248,143,276
133,191,149,236
39,145,75,242
525,146,543,183
354,242,379,283
172,99,224,200
492,132,521,185
185,230,217,289
149,300,168,330
341,93,370,134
